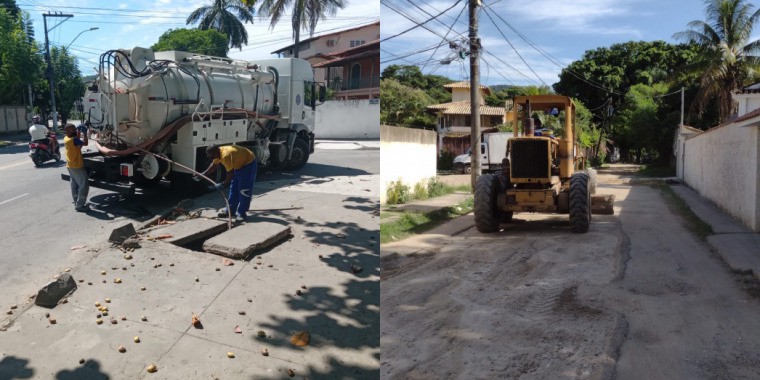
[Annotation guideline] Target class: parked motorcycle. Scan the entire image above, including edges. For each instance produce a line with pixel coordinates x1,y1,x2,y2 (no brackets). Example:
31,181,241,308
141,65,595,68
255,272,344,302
29,133,61,167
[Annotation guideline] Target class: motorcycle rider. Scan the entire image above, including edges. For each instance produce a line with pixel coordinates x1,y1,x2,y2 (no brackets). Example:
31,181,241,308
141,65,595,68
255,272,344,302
28,114,59,155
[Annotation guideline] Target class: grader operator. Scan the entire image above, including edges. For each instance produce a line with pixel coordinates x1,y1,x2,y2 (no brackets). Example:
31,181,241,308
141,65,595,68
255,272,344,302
473,95,613,233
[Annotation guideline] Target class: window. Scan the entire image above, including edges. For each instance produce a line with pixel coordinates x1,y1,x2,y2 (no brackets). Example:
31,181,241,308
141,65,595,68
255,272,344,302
350,63,361,89
327,39,336,47
349,40,366,48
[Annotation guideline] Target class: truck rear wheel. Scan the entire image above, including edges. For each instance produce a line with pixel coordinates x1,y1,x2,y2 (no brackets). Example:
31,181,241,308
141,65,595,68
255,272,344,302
569,172,591,233
474,174,501,233
285,137,309,171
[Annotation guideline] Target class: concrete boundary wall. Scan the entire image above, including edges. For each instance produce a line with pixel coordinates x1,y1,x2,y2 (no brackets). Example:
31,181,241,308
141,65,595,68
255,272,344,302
380,125,436,204
316,99,379,139
0,106,26,134
683,123,760,231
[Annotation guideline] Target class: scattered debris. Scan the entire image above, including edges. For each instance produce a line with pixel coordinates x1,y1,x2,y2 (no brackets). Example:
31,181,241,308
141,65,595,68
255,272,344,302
87,282,92,285
10,305,17,310
238,311,246,315
100,271,106,275
257,330,266,338
287,369,295,377
290,331,310,347
191,313,202,328
114,278,122,284
350,264,363,274
194,277,199,282
141,316,147,322
268,265,273,268
70,245,86,250
64,268,71,272
121,316,126,321
79,359,85,364
110,319,117,325
48,317,57,324
124,254,133,260
61,298,68,304
234,325,242,334
169,263,174,267
154,234,173,240
35,273,77,307
247,298,252,303
105,298,111,303
215,268,220,271
118,345,126,353
79,279,84,283
295,290,302,296
95,302,101,307
45,312,50,318
261,348,269,356
96,319,103,325
140,286,146,291
109,223,137,244
226,352,235,358
222,258,234,266
6,311,12,315
146,364,157,373
301,284,307,289
134,336,140,343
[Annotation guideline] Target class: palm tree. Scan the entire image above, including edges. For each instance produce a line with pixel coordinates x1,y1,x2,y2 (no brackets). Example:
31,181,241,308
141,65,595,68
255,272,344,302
258,0,346,58
673,0,760,123
186,0,256,51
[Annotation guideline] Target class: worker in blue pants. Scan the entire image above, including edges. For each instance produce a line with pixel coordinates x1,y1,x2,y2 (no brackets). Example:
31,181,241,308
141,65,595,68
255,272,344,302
199,144,257,223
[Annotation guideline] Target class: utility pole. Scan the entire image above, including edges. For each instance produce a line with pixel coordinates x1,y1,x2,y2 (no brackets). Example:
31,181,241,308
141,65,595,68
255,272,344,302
43,12,73,131
680,87,685,127
469,0,481,190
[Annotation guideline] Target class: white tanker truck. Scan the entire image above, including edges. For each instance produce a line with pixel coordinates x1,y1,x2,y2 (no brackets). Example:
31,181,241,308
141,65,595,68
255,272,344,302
67,47,324,194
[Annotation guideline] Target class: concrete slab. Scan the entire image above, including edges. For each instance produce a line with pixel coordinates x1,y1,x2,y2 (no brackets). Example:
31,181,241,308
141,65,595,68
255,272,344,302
202,222,291,258
147,218,229,246
707,234,760,275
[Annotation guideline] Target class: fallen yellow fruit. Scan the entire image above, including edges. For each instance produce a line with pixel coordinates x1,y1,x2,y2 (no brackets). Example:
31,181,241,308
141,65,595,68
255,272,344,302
105,298,111,303
95,302,101,307
146,364,157,373
227,352,235,358
134,336,140,343
118,345,126,353
96,319,103,325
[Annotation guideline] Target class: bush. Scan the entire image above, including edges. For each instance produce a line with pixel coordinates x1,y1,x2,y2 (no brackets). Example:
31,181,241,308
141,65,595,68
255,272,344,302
437,150,456,171
386,179,411,205
413,181,429,200
427,177,448,198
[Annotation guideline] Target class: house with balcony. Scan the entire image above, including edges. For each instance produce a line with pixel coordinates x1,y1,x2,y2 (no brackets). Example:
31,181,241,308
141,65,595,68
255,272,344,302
312,40,379,99
271,21,380,88
426,81,508,155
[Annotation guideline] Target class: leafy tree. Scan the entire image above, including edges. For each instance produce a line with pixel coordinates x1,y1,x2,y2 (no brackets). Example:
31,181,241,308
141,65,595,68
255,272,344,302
380,78,436,127
50,47,83,125
485,85,553,107
381,64,453,104
258,0,346,59
0,8,41,104
151,28,230,57
186,0,255,50
673,0,760,123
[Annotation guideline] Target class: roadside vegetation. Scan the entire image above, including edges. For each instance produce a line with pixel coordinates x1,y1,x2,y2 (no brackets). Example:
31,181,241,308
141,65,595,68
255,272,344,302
380,198,474,244
655,184,713,240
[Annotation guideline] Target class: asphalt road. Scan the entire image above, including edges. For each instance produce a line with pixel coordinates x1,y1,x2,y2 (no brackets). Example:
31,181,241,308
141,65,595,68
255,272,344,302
381,167,760,379
0,138,378,314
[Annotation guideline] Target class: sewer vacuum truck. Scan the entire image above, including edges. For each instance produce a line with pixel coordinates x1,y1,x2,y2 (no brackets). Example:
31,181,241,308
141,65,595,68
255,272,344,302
66,47,324,194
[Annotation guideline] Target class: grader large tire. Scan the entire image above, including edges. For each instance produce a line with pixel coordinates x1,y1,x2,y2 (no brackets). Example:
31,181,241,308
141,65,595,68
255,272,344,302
586,168,598,195
569,172,591,233
474,174,501,233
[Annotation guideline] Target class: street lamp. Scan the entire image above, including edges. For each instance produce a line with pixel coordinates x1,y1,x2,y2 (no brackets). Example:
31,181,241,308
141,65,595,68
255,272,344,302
66,27,98,50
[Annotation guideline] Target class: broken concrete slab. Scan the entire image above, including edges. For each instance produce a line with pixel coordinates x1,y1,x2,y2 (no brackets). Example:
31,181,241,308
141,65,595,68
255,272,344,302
592,194,615,215
202,222,291,258
149,218,229,246
108,223,136,244
35,273,77,307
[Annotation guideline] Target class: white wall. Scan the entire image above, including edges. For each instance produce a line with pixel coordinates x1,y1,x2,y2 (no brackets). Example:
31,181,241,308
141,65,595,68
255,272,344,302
316,99,379,139
380,125,437,204
735,93,760,116
0,106,26,134
683,124,760,231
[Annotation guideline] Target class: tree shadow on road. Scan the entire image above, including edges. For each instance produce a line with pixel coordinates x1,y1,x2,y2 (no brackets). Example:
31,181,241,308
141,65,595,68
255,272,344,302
55,359,110,380
0,356,34,379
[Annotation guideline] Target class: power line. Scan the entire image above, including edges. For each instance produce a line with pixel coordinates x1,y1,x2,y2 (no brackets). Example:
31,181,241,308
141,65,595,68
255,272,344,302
481,6,546,87
379,0,462,43
414,0,468,71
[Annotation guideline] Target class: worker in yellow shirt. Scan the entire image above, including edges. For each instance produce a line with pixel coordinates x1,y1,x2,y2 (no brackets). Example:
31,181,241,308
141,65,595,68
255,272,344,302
200,144,257,223
63,123,90,212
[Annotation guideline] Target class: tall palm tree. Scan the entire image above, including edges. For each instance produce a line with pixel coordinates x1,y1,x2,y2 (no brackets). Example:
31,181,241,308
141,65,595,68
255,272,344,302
673,0,760,123
186,0,256,51
258,0,346,58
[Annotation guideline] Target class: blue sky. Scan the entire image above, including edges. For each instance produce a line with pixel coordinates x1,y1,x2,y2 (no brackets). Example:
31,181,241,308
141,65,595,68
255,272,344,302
380,0,760,87
19,0,379,76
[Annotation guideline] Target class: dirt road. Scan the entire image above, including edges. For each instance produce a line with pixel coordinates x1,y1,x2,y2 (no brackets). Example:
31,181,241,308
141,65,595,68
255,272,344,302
380,165,760,379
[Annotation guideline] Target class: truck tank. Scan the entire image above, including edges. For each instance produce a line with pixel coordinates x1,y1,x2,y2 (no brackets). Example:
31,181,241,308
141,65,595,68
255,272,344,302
76,47,320,194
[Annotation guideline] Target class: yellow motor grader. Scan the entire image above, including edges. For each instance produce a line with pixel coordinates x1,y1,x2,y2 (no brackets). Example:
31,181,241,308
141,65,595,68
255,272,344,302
474,95,613,233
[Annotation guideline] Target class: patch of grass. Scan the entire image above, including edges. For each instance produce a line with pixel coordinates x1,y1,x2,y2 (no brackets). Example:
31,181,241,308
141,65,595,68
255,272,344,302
637,164,675,178
0,141,12,148
655,184,713,239
380,197,474,244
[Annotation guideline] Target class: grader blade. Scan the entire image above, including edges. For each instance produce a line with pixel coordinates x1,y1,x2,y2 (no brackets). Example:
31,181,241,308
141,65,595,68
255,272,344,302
591,194,615,215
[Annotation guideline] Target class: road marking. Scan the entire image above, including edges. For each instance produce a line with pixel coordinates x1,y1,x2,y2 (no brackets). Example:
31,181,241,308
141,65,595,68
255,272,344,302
0,193,28,206
0,160,29,170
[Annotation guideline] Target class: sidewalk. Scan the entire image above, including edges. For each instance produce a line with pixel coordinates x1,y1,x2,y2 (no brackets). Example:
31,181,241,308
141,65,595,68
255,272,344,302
315,139,379,150
0,181,379,378
670,185,760,279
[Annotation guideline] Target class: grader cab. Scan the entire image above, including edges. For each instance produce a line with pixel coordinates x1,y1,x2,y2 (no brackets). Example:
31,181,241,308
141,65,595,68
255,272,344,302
473,95,613,233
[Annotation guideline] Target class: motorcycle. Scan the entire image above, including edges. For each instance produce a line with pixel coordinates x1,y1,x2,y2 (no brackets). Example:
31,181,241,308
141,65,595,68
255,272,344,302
29,132,61,167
